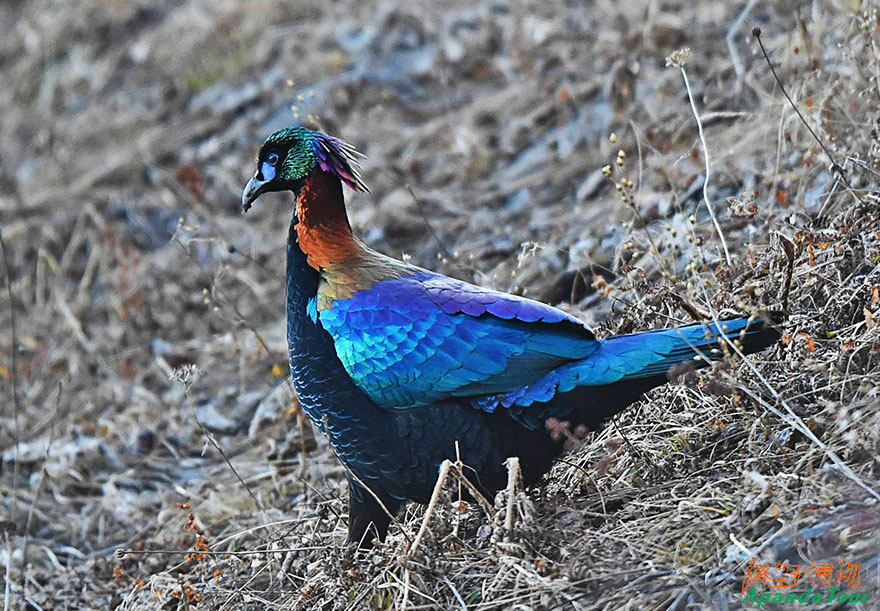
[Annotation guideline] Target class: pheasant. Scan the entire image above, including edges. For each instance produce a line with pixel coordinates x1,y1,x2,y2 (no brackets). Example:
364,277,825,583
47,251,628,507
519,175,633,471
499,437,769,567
241,126,782,546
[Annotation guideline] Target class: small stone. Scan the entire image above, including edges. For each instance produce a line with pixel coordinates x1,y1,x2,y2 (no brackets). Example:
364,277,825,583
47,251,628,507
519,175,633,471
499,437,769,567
135,429,157,454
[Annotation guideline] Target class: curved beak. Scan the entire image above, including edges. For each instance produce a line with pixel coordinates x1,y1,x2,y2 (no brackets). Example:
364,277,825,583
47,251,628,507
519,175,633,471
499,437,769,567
241,174,268,213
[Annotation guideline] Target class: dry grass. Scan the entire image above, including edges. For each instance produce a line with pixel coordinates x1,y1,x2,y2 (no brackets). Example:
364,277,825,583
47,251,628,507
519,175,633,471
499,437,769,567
1,1,879,609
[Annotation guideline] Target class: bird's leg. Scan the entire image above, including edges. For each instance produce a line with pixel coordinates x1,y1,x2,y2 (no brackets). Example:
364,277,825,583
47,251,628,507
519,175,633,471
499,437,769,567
346,476,401,548
503,456,521,542
410,459,453,554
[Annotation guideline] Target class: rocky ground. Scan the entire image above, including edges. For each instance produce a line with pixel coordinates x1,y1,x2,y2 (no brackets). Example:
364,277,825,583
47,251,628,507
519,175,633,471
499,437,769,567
1,0,879,609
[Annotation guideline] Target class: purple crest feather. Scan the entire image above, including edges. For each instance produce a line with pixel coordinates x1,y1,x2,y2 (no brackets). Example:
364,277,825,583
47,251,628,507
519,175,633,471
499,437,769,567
313,133,369,193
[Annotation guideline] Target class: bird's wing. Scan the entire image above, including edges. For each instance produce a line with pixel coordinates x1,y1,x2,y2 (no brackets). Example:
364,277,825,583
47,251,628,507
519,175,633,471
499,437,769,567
317,270,600,409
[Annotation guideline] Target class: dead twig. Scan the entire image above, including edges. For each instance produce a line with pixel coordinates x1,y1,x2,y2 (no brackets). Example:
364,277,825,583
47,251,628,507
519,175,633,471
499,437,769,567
668,49,732,265
0,229,20,611
753,27,867,208
173,366,269,521
409,460,453,555
503,457,521,542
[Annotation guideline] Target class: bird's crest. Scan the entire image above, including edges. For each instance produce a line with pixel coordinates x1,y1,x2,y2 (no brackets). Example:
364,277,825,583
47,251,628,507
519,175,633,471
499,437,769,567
313,132,369,193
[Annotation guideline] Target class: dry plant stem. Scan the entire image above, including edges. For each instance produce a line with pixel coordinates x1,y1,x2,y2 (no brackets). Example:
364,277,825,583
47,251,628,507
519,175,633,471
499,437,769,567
296,409,309,480
407,456,497,557
20,383,62,594
56,298,119,383
668,290,710,322
397,571,438,609
628,120,644,191
616,175,674,282
3,532,11,611
728,532,752,558
0,230,20,610
726,0,759,83
0,231,18,457
409,459,452,554
117,544,324,558
276,551,294,583
219,553,278,611
173,233,300,403
440,574,468,611
776,233,796,310
213,516,318,549
848,155,880,180
180,231,314,473
449,462,495,517
401,459,456,611
738,380,880,504
556,457,607,514
731,522,789,568
453,441,463,539
771,107,788,208
501,555,585,610
679,65,732,266
223,295,289,383
183,382,269,520
407,185,452,260
753,27,866,207
610,416,650,467
219,284,314,477
503,457,521,541
400,570,411,611
0,231,19,464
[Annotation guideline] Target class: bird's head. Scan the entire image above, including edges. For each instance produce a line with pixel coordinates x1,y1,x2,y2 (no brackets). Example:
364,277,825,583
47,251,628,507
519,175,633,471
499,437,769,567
241,126,368,212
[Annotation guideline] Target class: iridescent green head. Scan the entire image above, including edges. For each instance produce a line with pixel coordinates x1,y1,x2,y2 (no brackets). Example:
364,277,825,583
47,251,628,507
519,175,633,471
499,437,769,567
241,126,368,212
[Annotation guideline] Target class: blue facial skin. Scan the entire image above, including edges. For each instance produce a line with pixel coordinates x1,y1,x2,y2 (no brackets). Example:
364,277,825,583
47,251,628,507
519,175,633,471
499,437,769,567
261,161,276,181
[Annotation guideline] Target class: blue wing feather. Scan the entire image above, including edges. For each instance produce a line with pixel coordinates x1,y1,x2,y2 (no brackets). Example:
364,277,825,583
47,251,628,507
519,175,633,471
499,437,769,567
318,270,599,408
319,269,774,413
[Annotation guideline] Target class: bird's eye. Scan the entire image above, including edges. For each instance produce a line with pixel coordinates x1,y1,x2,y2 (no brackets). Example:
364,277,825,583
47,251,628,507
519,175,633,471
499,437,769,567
267,152,279,165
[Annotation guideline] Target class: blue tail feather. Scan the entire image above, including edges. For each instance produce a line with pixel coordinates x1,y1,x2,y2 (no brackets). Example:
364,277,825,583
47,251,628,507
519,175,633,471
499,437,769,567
609,316,767,381
488,314,781,411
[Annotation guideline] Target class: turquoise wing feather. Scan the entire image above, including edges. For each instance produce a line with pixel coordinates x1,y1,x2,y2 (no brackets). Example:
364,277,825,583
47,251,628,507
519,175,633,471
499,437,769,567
317,270,600,409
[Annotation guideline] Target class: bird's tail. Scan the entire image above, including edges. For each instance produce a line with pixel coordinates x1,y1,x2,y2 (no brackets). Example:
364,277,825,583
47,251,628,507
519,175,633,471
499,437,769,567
502,312,783,429
602,312,784,382
500,312,783,411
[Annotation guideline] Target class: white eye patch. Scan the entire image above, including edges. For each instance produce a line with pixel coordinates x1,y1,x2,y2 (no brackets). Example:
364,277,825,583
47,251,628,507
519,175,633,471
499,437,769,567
261,161,277,181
